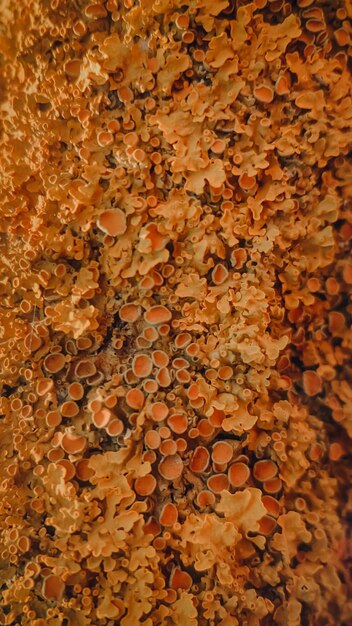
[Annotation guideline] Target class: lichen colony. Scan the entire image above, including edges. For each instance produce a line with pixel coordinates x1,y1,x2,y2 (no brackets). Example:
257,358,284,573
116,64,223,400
0,0,351,625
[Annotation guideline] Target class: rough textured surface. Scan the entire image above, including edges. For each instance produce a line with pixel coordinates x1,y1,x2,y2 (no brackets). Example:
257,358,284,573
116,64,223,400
0,0,351,625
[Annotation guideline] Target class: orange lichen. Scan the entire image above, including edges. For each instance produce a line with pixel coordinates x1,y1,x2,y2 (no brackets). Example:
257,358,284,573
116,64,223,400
42,575,65,602
263,477,283,494
132,354,153,378
167,413,188,434
218,366,233,381
152,350,170,368
145,430,161,450
150,402,169,422
212,263,229,285
106,419,124,436
46,410,62,428
207,473,229,493
56,459,76,481
0,1,351,624
92,407,111,428
253,460,278,482
254,84,274,103
175,333,192,349
60,401,79,418
126,388,145,410
144,306,172,325
212,441,233,465
75,360,96,378
36,378,54,396
159,503,178,526
158,454,183,480
143,327,159,342
189,446,210,473
135,474,157,496
159,426,171,439
68,382,84,401
143,379,159,394
228,462,250,487
97,209,127,237
197,490,216,508
170,568,192,591
175,369,191,383
160,438,178,456
258,514,277,536
61,433,86,455
156,367,172,387
43,353,66,374
75,459,94,481
262,495,281,517
119,304,141,323
303,370,323,396
329,442,345,461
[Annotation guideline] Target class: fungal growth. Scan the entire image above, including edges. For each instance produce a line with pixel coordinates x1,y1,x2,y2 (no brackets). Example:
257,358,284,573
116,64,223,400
0,0,351,625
